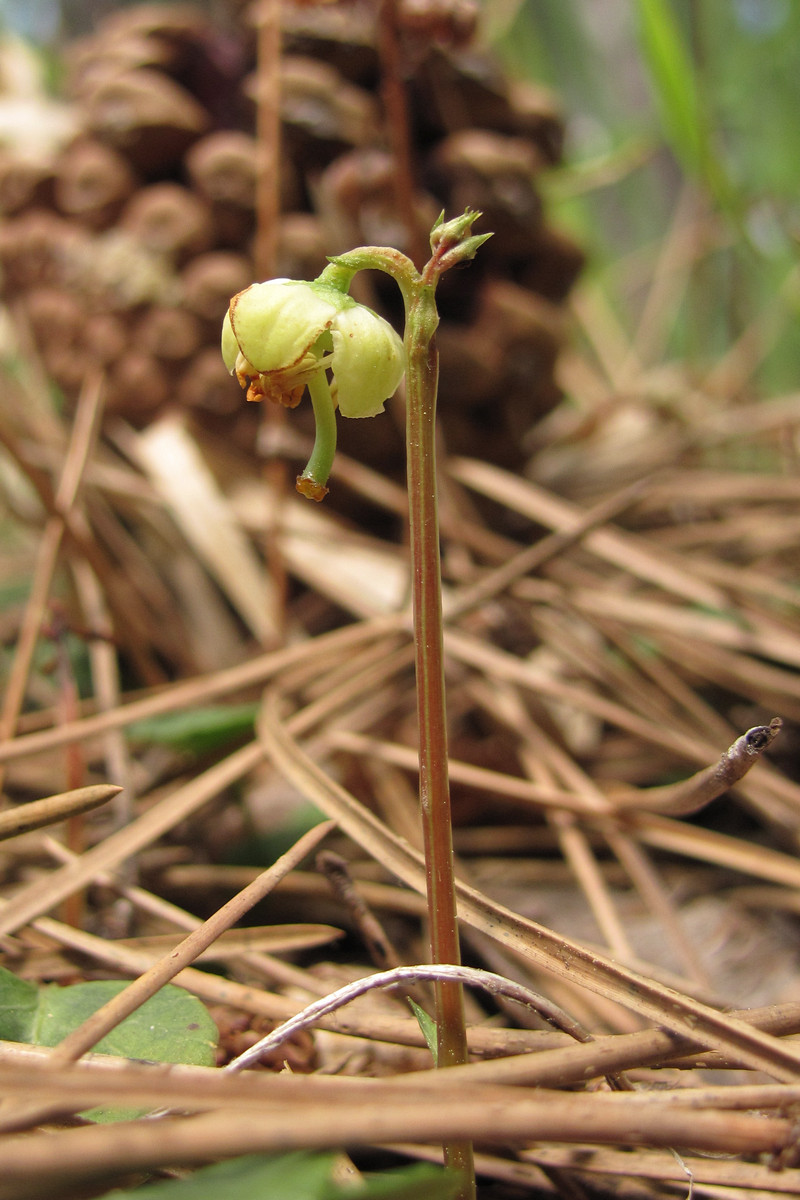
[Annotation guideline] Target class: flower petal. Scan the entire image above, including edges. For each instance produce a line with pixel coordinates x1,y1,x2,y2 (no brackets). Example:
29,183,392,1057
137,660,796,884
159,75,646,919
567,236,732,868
221,311,240,373
330,303,405,418
229,280,337,375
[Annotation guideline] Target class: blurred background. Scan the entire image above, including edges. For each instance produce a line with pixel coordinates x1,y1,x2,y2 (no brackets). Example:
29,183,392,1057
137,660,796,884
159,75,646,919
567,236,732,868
3,0,798,390
488,0,800,395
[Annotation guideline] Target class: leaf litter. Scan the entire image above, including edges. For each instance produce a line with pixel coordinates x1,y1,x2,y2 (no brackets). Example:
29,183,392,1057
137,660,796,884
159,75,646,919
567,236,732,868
3,305,800,1195
1,8,800,1200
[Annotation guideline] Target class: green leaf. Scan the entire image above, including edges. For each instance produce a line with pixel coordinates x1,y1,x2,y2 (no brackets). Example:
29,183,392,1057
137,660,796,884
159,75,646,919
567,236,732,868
0,967,38,1041
340,1163,459,1200
127,704,258,754
0,966,218,1122
101,1152,342,1199
407,997,438,1064
100,1153,457,1200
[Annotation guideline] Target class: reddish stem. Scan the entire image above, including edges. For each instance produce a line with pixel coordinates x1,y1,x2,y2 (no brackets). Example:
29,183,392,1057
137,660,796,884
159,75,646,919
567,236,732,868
404,279,475,1197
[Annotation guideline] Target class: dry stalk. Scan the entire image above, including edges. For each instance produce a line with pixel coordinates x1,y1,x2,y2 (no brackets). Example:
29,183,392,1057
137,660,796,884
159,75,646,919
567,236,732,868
258,691,800,1080
0,784,121,841
0,370,105,799
0,1094,791,1192
225,962,592,1073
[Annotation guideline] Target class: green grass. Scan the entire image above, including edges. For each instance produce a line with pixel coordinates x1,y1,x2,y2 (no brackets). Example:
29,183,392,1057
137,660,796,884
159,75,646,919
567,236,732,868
486,0,800,393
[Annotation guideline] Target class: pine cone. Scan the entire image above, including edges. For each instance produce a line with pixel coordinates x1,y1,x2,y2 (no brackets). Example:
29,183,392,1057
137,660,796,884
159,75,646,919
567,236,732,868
1,0,583,471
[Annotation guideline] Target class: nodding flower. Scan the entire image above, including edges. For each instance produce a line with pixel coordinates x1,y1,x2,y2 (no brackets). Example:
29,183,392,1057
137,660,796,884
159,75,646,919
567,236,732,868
222,277,405,500
222,278,405,418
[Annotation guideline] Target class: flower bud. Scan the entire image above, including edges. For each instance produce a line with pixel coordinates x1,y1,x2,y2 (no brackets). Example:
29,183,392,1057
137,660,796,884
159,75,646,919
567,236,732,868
429,207,482,252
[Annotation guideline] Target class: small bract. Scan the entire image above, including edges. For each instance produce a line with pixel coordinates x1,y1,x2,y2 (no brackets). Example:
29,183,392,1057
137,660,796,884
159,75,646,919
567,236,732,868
221,278,405,418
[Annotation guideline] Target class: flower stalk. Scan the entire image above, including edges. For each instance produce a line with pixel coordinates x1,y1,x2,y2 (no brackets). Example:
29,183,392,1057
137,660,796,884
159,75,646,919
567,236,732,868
221,211,490,1200
397,218,488,1197
402,276,475,1195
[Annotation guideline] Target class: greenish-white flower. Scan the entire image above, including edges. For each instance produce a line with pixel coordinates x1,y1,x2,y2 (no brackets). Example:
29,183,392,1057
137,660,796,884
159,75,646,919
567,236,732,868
221,278,405,418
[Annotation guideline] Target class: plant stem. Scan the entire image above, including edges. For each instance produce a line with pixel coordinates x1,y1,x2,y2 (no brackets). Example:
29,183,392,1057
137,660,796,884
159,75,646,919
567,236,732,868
404,278,475,1197
320,221,489,1198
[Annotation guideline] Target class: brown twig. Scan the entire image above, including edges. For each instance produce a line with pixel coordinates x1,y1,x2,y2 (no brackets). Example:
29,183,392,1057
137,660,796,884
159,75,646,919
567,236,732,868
376,0,426,267
225,963,593,1069
0,370,105,801
0,784,121,842
615,718,783,815
317,849,404,973
0,1093,791,1189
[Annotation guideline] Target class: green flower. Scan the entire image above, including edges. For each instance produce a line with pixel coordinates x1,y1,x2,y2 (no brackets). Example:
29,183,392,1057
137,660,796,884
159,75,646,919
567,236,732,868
221,278,405,418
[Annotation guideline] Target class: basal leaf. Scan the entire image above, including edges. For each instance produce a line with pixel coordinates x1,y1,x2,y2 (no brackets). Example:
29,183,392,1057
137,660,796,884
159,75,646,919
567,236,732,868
34,979,218,1064
99,1153,457,1200
0,966,218,1122
96,1152,342,1199
0,965,39,1042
